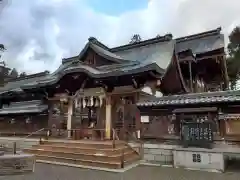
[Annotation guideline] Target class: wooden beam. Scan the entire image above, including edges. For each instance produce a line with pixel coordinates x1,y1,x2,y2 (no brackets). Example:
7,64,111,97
132,78,138,89
188,61,193,92
221,55,229,90
196,53,225,61
149,71,162,79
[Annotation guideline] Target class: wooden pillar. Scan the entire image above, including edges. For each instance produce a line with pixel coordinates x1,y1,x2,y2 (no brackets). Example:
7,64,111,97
222,56,229,90
67,99,73,138
105,95,112,139
47,102,53,129
188,61,193,92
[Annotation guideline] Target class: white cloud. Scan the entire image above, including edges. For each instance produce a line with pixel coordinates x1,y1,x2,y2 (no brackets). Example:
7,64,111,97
0,0,240,73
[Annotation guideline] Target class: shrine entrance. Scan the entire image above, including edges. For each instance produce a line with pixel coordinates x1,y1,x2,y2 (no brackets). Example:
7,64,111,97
52,86,142,140
113,95,141,140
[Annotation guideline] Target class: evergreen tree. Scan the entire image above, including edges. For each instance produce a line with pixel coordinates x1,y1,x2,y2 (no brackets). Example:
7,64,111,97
227,26,240,90
130,34,142,44
19,72,27,77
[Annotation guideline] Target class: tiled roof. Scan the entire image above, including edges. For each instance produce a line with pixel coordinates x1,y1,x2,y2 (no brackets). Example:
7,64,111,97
111,27,223,56
176,31,224,55
22,61,164,89
218,113,240,120
112,40,175,70
0,71,49,95
21,27,224,91
110,34,173,52
62,37,129,65
137,90,240,107
0,100,48,115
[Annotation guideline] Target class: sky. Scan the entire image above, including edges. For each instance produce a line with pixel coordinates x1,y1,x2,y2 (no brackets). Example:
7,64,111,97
0,0,240,74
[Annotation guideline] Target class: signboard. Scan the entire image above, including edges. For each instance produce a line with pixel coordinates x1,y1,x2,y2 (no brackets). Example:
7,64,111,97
141,116,149,123
182,122,213,149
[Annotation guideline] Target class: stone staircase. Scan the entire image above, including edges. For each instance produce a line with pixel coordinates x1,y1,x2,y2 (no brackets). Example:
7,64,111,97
23,140,141,169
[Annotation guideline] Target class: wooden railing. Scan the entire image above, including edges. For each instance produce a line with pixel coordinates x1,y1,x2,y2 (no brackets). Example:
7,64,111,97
12,128,47,154
70,128,106,140
112,128,120,149
0,129,48,138
124,129,144,158
46,128,120,147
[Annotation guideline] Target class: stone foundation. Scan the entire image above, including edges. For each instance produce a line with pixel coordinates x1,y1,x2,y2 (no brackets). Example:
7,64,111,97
0,154,35,175
173,148,225,172
129,143,179,166
0,137,39,152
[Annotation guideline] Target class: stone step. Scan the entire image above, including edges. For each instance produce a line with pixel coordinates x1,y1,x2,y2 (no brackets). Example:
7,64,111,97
36,155,122,169
24,148,136,162
35,152,140,169
124,154,141,167
31,144,131,155
42,140,125,149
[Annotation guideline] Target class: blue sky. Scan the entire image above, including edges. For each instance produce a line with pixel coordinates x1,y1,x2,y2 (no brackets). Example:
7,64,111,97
86,0,148,15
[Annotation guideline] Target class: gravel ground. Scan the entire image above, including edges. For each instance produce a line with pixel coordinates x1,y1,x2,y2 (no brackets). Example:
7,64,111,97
0,163,240,180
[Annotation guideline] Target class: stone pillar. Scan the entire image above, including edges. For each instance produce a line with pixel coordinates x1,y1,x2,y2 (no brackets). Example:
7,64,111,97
67,99,73,138
105,95,112,139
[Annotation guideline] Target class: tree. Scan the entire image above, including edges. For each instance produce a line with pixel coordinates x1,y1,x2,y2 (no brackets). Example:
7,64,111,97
227,26,240,90
130,34,142,44
0,44,5,51
19,72,27,77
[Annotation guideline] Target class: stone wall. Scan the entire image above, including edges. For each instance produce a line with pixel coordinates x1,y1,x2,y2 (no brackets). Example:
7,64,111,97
129,142,179,166
143,143,179,166
0,137,39,152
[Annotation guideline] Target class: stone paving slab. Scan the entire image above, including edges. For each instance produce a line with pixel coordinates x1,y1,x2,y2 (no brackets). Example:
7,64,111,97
0,163,240,180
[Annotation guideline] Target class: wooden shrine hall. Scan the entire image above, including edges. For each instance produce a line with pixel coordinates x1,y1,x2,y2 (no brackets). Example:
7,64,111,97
0,27,227,141
0,27,231,170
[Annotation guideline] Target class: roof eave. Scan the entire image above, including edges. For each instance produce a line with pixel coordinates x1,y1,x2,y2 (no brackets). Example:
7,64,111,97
21,63,164,90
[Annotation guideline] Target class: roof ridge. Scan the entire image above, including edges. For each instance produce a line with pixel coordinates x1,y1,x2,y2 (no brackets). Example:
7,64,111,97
62,38,113,65
88,37,110,50
154,90,240,99
110,34,173,52
62,56,79,64
176,27,221,43
7,71,49,82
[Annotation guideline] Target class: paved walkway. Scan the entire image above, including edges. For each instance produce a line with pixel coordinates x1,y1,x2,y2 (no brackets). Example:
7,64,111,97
1,163,240,180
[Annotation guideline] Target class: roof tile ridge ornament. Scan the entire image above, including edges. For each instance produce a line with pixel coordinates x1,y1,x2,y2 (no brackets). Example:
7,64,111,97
176,27,222,43
88,37,110,50
110,33,173,52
